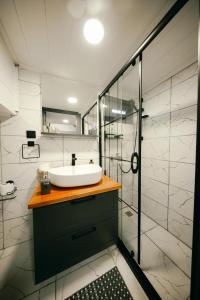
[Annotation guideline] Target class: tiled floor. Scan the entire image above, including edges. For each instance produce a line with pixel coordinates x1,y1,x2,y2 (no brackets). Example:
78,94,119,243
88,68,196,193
120,206,191,300
23,245,147,300
56,246,147,300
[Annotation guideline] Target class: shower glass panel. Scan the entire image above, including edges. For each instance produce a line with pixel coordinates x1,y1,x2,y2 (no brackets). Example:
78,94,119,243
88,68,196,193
101,59,141,261
140,1,198,299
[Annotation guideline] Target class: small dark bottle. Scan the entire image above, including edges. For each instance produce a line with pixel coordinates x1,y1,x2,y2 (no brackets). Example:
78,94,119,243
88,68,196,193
41,172,51,195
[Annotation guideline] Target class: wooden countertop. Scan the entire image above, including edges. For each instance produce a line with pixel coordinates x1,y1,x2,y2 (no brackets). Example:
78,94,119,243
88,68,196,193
28,176,121,209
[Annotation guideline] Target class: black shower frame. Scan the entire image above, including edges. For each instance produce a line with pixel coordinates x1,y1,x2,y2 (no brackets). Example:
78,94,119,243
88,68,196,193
97,0,200,299
82,101,97,135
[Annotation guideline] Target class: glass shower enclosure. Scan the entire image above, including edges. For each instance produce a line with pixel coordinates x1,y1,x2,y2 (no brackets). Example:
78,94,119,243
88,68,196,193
98,0,198,299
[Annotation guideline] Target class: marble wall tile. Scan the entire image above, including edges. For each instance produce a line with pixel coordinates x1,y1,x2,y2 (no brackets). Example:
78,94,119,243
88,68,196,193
170,162,195,192
170,105,197,136
143,89,170,117
1,135,42,164
146,226,192,277
170,135,196,163
172,62,197,87
169,185,194,220
4,215,33,247
121,138,136,160
40,282,55,300
143,78,171,101
109,159,118,182
142,137,169,161
64,138,98,161
0,241,55,300
1,108,41,137
3,189,33,220
171,75,197,111
141,176,168,207
141,194,168,228
23,291,39,300
2,162,39,190
142,113,170,139
140,235,190,300
38,136,63,162
142,158,169,184
168,209,193,248
0,221,3,249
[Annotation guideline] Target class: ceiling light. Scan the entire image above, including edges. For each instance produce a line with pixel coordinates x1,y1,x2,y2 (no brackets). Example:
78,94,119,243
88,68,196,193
63,119,69,123
112,109,126,115
68,97,78,104
83,18,104,45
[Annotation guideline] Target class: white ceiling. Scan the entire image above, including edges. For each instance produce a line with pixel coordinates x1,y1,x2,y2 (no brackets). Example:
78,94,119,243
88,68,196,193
0,0,198,114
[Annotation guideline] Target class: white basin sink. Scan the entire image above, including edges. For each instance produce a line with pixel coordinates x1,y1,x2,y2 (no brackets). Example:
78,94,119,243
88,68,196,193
48,164,102,187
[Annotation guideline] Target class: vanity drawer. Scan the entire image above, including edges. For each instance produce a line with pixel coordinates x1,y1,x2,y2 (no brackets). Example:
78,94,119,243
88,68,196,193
34,191,118,239
34,218,117,283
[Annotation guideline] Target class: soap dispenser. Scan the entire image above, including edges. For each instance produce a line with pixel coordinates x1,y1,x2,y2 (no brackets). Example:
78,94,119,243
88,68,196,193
40,171,51,195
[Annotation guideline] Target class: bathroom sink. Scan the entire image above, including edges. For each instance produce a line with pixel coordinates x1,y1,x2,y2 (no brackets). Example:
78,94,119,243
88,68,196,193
48,164,102,187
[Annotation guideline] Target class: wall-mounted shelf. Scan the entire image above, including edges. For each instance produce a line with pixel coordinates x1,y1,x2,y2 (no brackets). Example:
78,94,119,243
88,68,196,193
105,133,123,139
41,132,98,138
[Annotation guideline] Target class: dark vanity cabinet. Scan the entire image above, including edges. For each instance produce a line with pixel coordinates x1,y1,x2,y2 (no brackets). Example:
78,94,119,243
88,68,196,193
33,190,118,283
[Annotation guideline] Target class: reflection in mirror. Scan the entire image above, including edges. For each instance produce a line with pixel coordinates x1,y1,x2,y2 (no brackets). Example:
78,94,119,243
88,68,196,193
41,74,99,136
42,107,81,134
82,102,97,135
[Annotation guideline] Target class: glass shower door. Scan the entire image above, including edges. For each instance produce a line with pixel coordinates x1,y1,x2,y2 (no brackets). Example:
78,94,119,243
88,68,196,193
119,58,141,262
100,58,141,263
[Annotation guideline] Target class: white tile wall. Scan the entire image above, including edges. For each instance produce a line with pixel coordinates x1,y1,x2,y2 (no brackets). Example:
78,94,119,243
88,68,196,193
142,137,169,160
141,176,168,207
4,215,33,248
169,185,194,220
146,226,192,277
141,62,197,250
141,194,168,228
170,135,196,163
171,75,198,111
142,158,169,184
168,209,193,248
142,112,170,139
170,161,195,192
0,69,99,299
170,105,197,137
3,189,33,220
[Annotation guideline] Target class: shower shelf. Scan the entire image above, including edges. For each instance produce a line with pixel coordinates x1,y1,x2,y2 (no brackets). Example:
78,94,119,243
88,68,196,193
105,133,123,139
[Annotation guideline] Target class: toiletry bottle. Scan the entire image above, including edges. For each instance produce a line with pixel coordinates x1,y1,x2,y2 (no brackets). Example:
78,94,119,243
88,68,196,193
41,172,51,195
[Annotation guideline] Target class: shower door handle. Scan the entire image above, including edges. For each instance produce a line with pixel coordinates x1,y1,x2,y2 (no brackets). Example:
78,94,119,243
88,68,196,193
131,152,139,174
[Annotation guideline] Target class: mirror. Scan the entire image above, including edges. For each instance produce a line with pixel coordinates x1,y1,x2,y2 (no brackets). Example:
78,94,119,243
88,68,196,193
41,74,99,136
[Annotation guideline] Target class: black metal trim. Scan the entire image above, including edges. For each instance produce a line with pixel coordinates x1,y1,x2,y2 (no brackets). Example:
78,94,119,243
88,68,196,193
22,144,40,159
98,95,102,166
99,0,189,99
82,101,97,119
137,55,142,264
42,106,81,116
117,239,162,300
81,101,97,135
190,3,200,299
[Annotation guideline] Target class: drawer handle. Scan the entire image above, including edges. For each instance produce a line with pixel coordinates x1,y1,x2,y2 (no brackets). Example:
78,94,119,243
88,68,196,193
70,196,96,205
72,226,96,240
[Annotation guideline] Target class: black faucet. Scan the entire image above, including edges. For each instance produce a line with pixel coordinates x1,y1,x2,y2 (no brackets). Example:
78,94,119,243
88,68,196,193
71,153,77,166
